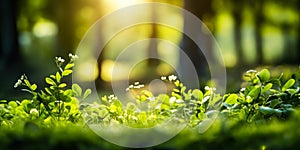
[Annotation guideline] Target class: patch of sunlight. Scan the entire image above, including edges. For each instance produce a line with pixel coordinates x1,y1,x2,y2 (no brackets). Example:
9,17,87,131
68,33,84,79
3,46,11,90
102,0,147,14
215,11,236,67
104,25,151,59
263,2,299,24
101,59,131,82
79,7,95,21
101,59,114,82
157,41,179,68
77,59,99,82
223,53,237,68
109,0,142,8
158,25,182,44
241,8,256,64
215,12,234,30
262,25,284,63
242,25,256,64
33,19,57,38
156,63,174,75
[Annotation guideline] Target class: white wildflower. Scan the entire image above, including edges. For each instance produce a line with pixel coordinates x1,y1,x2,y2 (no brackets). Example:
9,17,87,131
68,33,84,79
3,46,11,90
108,94,116,100
20,74,26,80
131,116,138,121
134,84,144,89
14,79,22,88
30,108,39,115
240,88,246,92
155,105,161,109
204,86,216,91
161,76,167,80
175,99,184,103
169,97,176,103
55,57,65,63
246,70,257,74
204,86,210,91
168,75,177,81
69,53,78,59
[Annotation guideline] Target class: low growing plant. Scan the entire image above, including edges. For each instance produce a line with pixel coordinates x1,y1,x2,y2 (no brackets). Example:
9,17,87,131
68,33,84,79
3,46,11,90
0,53,299,137
221,68,300,123
81,75,221,128
0,54,91,128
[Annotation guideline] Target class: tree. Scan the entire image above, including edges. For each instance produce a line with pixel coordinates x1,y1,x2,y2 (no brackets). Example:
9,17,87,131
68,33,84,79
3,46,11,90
0,0,21,70
180,0,214,86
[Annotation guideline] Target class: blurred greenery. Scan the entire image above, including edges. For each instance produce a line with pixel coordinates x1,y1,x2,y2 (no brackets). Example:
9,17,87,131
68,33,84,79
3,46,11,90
1,109,300,149
0,0,299,100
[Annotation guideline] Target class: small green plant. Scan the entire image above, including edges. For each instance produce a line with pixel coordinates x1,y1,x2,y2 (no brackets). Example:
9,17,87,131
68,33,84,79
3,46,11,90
221,68,300,123
1,54,90,127
81,75,222,128
1,53,299,139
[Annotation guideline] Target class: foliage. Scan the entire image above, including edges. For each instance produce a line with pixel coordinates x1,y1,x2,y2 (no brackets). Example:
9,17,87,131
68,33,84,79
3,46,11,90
221,68,300,124
0,54,299,149
0,54,88,128
81,75,221,128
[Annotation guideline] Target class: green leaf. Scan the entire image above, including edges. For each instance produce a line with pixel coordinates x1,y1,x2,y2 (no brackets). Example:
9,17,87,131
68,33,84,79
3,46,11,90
247,86,261,100
99,109,109,118
192,89,203,100
157,94,169,103
262,83,273,93
269,99,282,108
282,79,295,92
65,105,71,111
72,84,82,97
109,105,117,113
45,87,52,95
30,84,37,91
8,101,18,108
24,79,31,87
225,94,238,105
62,70,72,76
180,86,187,94
83,89,92,99
138,111,147,122
0,100,7,104
258,106,274,115
126,102,136,111
45,77,56,86
61,95,72,102
174,80,180,87
173,89,180,93
256,69,270,82
161,104,170,110
58,83,67,88
64,89,73,97
64,63,74,70
56,72,61,83
50,75,55,79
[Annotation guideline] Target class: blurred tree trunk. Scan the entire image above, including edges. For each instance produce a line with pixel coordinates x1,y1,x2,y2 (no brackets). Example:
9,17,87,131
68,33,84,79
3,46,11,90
0,0,21,70
180,0,213,85
281,0,299,64
147,3,159,67
0,0,26,98
52,0,77,57
232,0,244,65
253,0,264,65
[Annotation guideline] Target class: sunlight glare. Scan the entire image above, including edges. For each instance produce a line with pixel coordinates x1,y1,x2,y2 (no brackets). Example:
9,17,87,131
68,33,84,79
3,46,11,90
77,59,99,82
